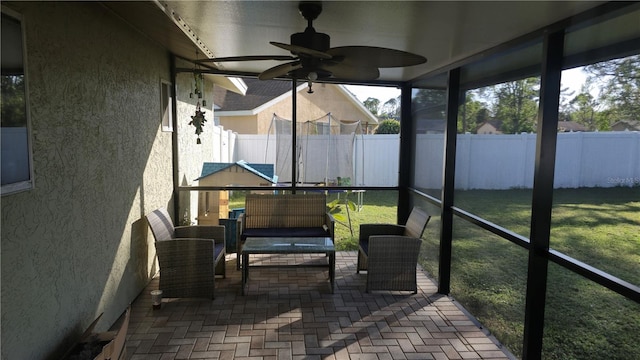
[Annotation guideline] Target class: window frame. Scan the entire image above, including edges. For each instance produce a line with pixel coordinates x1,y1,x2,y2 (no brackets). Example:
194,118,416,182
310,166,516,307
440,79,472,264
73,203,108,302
1,7,34,196
160,78,173,132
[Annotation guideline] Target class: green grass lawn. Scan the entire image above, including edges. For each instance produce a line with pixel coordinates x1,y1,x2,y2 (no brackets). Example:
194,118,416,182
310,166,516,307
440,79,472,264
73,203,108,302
229,187,639,359
447,187,640,360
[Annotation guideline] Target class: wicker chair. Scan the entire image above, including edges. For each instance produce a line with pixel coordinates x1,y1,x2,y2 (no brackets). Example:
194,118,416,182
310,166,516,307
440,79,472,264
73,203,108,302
366,235,423,293
146,208,226,299
357,207,431,292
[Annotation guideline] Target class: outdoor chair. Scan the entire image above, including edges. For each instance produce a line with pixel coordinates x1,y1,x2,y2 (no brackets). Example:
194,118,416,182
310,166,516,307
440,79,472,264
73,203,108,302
365,235,423,293
357,206,430,271
146,208,226,299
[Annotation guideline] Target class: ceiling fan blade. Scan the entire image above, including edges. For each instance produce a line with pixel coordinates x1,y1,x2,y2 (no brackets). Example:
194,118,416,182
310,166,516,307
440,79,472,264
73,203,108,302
270,42,332,59
326,46,427,68
318,62,380,81
259,61,303,80
198,55,297,63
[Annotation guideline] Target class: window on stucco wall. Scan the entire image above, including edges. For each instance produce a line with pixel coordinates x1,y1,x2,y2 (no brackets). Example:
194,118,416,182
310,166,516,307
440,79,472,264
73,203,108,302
161,79,173,132
1,9,34,196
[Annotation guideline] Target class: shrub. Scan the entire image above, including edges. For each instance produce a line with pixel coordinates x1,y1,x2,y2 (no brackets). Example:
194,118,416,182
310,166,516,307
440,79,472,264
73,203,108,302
375,119,400,134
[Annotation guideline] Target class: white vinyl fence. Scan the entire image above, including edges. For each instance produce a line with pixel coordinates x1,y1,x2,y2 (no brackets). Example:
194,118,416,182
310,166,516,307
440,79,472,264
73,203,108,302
234,133,399,186
209,126,237,163
223,130,640,189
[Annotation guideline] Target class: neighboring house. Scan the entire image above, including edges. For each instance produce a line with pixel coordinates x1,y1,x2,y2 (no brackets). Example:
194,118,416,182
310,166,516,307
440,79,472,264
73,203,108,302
213,78,379,134
194,161,276,225
557,121,588,132
611,120,640,131
476,120,504,134
477,120,588,134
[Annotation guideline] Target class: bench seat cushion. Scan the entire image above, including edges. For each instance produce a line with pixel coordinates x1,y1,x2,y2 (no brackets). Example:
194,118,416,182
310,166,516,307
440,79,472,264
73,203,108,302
215,242,225,260
359,238,369,256
241,227,330,240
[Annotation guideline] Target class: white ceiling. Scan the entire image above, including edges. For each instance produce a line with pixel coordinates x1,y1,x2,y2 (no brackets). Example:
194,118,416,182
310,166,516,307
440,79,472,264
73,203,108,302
107,1,608,83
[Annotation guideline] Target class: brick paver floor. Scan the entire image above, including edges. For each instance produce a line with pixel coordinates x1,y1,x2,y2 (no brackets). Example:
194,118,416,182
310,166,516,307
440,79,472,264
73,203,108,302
125,251,513,360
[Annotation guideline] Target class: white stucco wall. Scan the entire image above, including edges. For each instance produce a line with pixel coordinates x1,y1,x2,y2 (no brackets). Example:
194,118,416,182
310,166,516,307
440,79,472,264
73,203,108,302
1,3,174,359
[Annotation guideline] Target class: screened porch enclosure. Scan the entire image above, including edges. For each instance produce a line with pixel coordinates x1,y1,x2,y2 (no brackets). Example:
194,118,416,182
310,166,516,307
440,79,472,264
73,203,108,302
174,3,639,359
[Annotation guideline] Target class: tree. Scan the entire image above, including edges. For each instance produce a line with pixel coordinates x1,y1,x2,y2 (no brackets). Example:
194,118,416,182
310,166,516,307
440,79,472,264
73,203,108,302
458,91,490,133
475,108,491,124
568,84,606,130
380,96,400,120
412,88,446,119
492,77,540,134
558,86,576,123
1,75,26,127
363,97,380,116
584,54,640,123
375,119,400,134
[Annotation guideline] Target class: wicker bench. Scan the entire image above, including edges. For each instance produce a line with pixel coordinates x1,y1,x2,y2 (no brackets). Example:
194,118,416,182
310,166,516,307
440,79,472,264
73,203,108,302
236,193,335,269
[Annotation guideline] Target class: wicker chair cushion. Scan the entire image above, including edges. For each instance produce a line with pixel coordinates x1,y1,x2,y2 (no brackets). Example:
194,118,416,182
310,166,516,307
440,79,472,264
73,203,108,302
360,238,369,255
214,242,225,259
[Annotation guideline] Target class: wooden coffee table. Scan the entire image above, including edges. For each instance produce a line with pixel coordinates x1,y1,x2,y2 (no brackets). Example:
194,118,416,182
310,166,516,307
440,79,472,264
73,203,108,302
241,237,335,295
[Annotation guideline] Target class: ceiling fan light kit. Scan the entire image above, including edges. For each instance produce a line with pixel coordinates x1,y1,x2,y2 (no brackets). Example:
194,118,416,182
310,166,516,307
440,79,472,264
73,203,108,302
200,1,427,82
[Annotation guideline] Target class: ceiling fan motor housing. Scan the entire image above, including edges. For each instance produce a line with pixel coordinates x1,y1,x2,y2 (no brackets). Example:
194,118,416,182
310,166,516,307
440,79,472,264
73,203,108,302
293,1,329,52
291,30,330,53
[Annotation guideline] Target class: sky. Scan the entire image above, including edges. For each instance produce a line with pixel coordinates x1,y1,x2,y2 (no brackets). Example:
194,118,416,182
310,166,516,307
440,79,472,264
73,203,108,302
561,67,590,94
345,67,591,105
345,85,400,104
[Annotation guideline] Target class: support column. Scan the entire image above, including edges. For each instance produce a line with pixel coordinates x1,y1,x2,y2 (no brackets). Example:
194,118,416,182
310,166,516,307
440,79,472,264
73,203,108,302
398,83,413,222
170,55,180,222
522,29,564,360
438,68,461,294
292,78,297,194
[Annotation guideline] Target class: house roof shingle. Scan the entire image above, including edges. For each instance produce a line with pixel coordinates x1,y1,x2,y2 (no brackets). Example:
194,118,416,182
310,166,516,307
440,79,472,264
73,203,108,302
213,78,291,111
611,120,640,131
558,121,588,132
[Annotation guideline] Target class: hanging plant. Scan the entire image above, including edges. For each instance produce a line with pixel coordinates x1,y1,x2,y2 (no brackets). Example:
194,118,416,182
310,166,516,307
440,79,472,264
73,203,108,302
189,101,207,144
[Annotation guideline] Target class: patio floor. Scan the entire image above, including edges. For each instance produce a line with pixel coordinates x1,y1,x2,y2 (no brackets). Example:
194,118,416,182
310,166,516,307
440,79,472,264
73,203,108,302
125,251,513,360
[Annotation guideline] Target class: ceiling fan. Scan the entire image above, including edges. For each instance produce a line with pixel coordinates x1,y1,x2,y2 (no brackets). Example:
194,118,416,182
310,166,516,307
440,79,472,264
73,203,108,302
197,1,427,82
